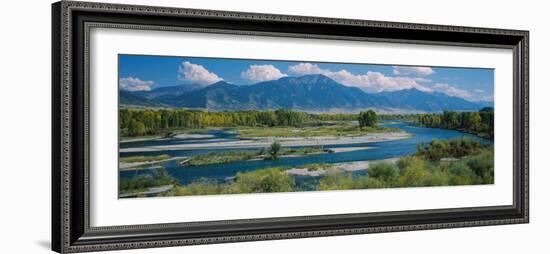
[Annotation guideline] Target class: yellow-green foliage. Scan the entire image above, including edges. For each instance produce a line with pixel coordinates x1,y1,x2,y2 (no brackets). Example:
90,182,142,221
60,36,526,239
466,149,494,183
281,147,323,156
442,162,478,185
317,139,493,191
188,146,325,166
306,163,333,172
415,137,484,161
317,168,390,191
397,156,430,187
120,107,361,137
172,179,224,196
354,177,387,189
237,125,399,138
368,162,399,183
317,170,355,190
189,151,257,166
172,168,294,196
119,154,171,163
416,109,494,139
119,169,177,194
230,168,294,193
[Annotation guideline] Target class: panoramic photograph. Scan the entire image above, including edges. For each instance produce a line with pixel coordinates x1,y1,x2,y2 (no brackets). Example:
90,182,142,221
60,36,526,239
118,55,494,198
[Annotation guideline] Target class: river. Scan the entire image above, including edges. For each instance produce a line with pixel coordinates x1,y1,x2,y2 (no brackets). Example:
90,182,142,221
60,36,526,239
119,121,489,187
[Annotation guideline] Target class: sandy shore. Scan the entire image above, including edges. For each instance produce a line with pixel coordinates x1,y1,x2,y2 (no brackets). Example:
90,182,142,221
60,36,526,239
245,147,372,161
173,133,215,139
120,136,162,143
120,132,411,153
328,147,372,153
285,158,399,176
120,133,216,144
119,185,174,198
120,147,373,169
119,156,188,170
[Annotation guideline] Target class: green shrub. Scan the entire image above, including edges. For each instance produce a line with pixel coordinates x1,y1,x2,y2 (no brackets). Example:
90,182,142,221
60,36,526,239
397,157,430,187
368,162,399,183
231,168,294,193
424,169,450,186
268,142,282,159
399,167,429,187
317,170,354,190
353,177,387,189
397,156,425,174
416,137,486,160
466,150,494,184
447,162,480,185
120,174,177,193
173,179,223,196
306,163,333,171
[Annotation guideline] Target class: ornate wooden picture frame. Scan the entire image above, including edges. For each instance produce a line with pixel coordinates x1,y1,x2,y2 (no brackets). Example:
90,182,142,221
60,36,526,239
52,1,528,253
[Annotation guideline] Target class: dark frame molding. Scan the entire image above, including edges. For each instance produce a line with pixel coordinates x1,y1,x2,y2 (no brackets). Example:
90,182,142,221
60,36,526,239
52,1,529,253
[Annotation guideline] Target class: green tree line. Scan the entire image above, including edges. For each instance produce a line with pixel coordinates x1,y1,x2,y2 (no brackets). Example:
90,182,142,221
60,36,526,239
120,108,365,137
416,108,494,139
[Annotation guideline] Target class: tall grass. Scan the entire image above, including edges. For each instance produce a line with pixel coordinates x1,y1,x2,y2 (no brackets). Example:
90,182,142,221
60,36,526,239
188,146,325,166
119,168,178,194
189,151,258,166
119,154,171,163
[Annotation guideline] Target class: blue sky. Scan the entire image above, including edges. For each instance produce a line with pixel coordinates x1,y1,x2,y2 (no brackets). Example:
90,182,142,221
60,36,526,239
119,54,494,102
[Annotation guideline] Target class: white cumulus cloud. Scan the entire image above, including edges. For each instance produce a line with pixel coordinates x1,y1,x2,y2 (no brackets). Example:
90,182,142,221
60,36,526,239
433,83,473,100
288,63,432,93
359,71,433,93
392,66,435,76
241,65,287,82
178,61,223,86
287,63,325,75
119,77,154,91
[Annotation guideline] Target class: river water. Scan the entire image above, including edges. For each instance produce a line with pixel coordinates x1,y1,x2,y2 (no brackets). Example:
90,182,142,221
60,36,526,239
119,121,488,186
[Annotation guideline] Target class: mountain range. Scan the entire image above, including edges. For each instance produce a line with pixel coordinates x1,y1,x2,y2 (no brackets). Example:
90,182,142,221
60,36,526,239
120,74,491,113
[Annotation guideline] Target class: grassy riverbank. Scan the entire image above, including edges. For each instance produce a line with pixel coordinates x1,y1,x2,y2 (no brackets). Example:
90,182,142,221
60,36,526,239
119,154,171,163
188,146,325,166
119,124,402,145
189,151,258,166
236,125,401,138
119,169,178,195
